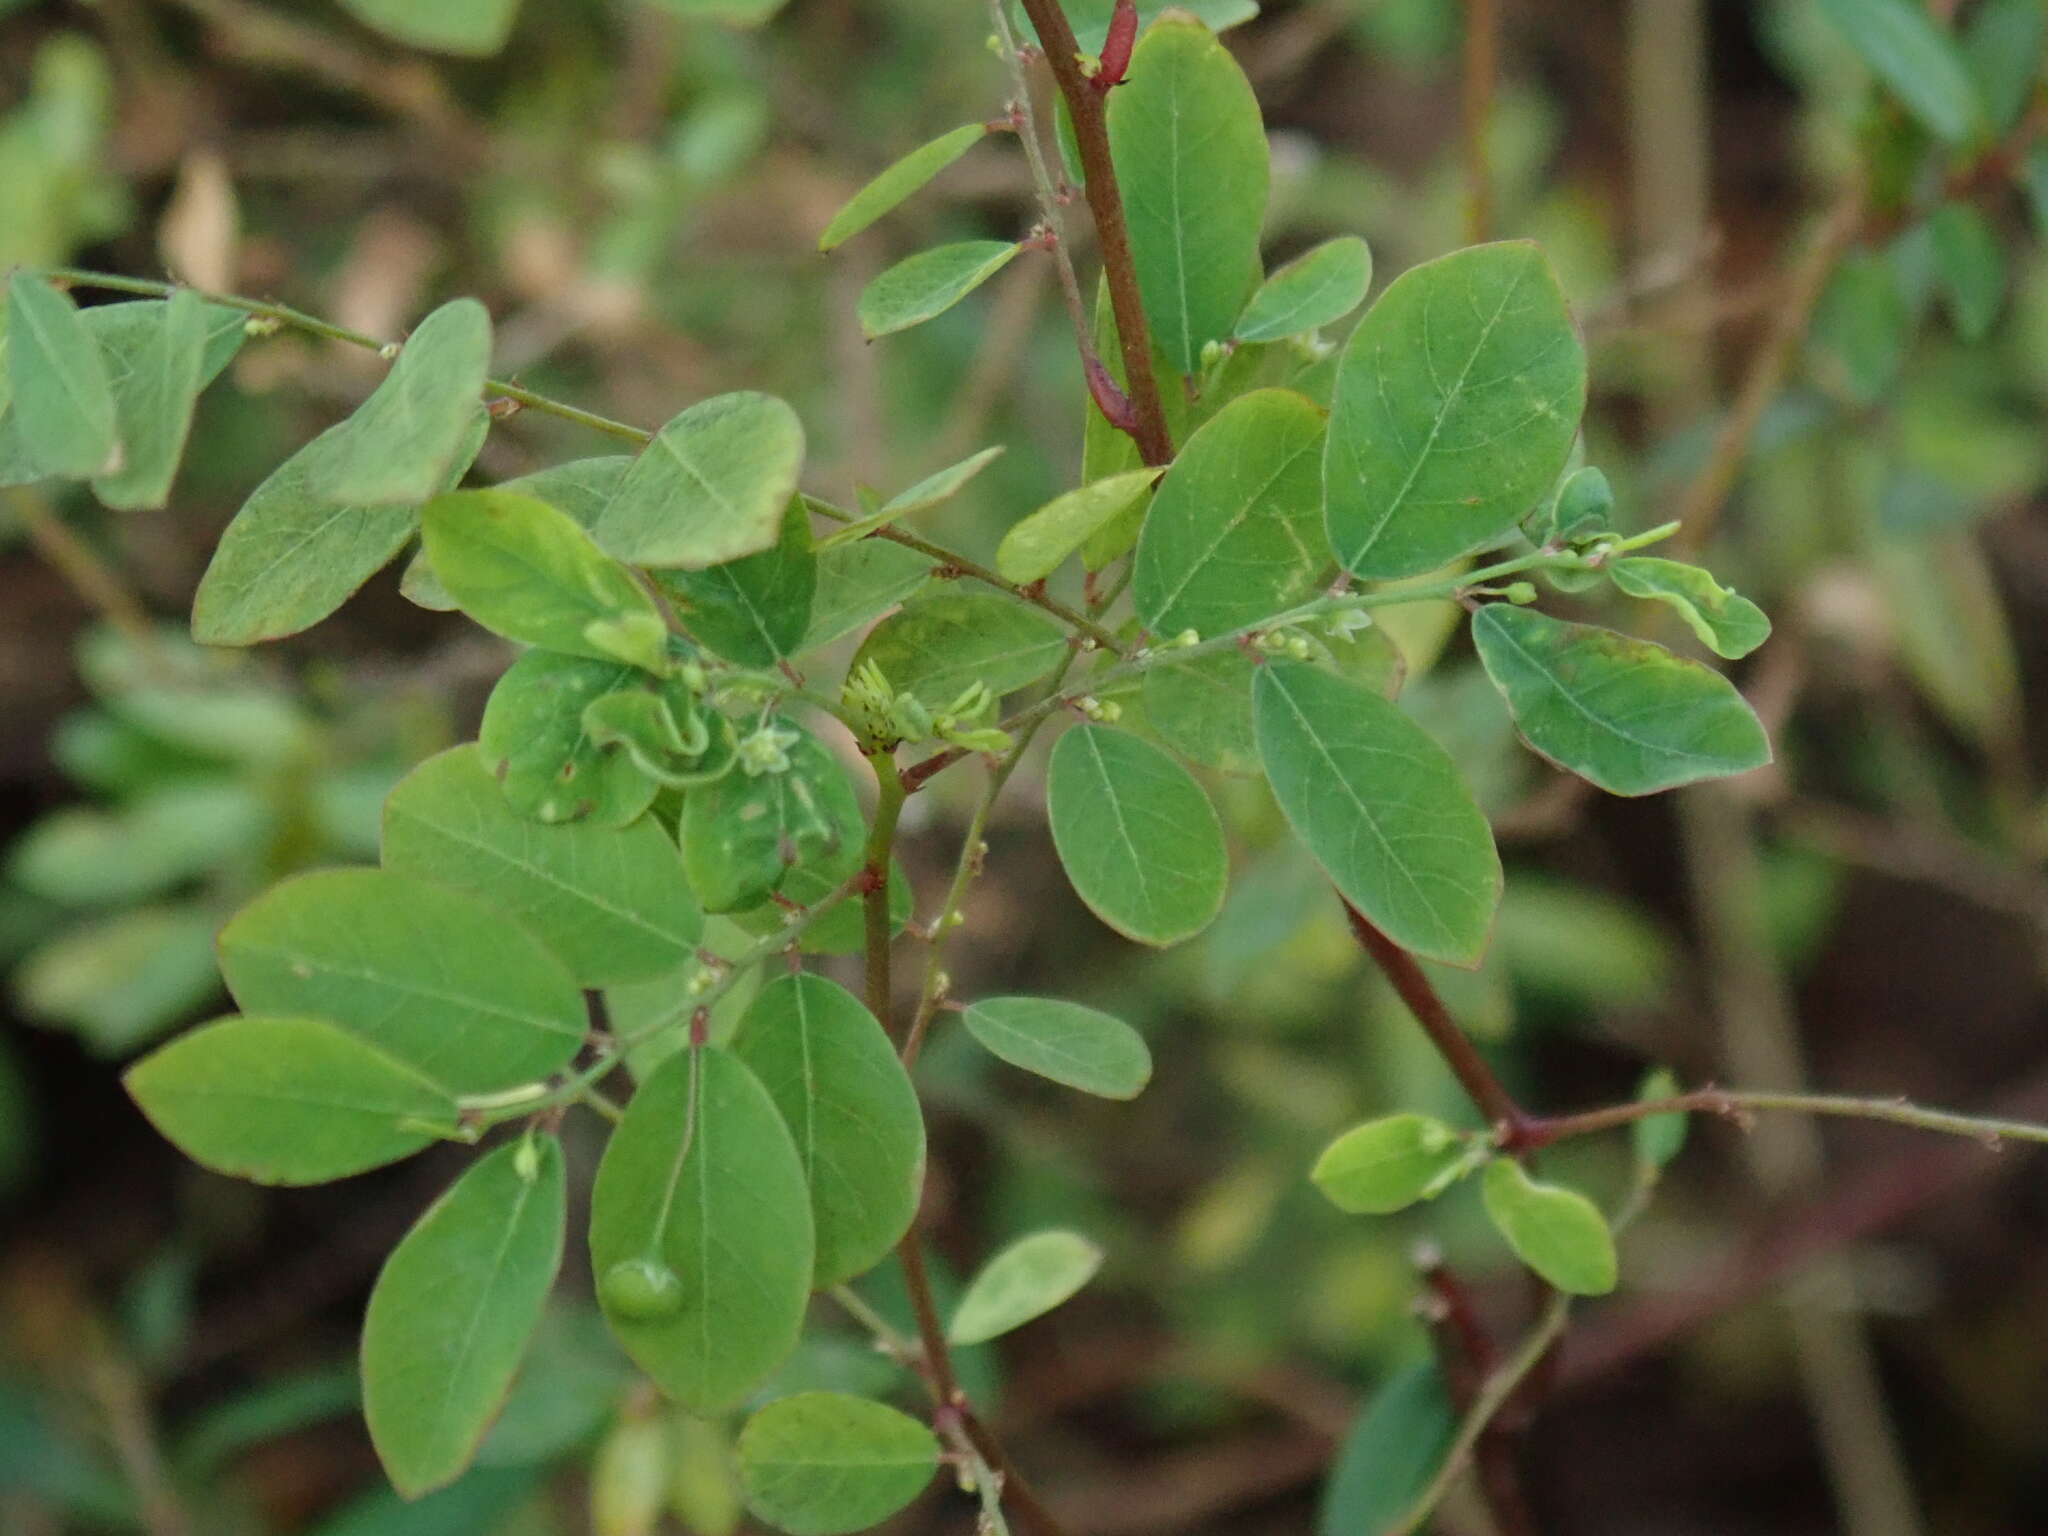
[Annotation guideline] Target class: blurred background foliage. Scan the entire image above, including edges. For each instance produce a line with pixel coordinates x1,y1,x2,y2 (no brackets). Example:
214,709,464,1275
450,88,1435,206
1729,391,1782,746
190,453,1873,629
1,0,2045,1532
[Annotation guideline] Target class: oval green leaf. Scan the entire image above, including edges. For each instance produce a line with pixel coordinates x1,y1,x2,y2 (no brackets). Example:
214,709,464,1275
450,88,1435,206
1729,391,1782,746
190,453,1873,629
947,1229,1103,1346
1817,0,1985,145
589,1047,814,1412
217,867,586,1093
321,298,493,506
1311,1113,1473,1215
477,650,660,827
1319,1363,1457,1536
1133,388,1328,637
656,498,815,666
679,721,863,913
730,974,924,1287
1235,236,1372,343
89,288,208,510
1607,557,1771,660
124,1016,457,1184
6,272,118,479
1252,659,1500,966
594,391,805,570
1928,201,2004,342
857,241,1020,341
736,1392,939,1536
850,589,1066,711
1046,724,1228,947
382,745,700,987
819,124,991,251
1479,1157,1618,1296
1106,14,1269,374
1324,242,1586,581
961,995,1151,1100
995,468,1162,586
1470,604,1772,797
363,1135,566,1497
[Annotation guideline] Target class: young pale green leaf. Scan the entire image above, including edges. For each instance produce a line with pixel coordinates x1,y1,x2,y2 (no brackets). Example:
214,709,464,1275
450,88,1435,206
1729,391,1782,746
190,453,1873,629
1545,464,1615,545
656,499,815,666
478,651,659,827
323,299,493,506
856,241,1020,340
89,288,207,510
339,0,520,55
948,1230,1103,1346
589,1048,813,1413
362,1135,566,1498
1962,0,2044,133
849,590,1066,710
819,124,991,251
1480,1158,1617,1296
1318,1363,1457,1536
995,468,1162,585
1134,388,1327,636
594,392,804,570
1816,0,1984,145
1928,202,2004,342
1047,724,1228,947
382,746,700,987
124,1016,458,1184
1633,1067,1689,1170
7,272,119,478
1253,659,1500,966
1106,15,1269,374
679,722,862,912
218,868,586,1093
816,448,1006,550
736,1393,939,1536
1470,605,1772,797
801,540,933,650
191,411,487,645
589,1407,668,1536
421,489,668,672
961,996,1152,1100
730,974,924,1286
1325,242,1585,581
1607,557,1772,659
1311,1114,1475,1215
1234,236,1373,343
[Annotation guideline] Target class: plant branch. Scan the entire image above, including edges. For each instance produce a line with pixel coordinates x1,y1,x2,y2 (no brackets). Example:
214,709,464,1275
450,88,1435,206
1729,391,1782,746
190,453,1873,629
1012,0,1174,466
1459,0,1498,245
7,489,162,662
872,523,1124,655
1525,1087,2048,1151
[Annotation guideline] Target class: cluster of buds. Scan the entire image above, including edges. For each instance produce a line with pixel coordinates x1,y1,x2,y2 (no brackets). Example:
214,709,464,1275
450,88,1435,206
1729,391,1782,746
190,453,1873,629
1256,626,1317,662
842,661,1014,755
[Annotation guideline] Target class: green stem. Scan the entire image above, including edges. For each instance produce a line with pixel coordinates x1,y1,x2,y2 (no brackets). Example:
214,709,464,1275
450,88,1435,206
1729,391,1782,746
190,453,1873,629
863,751,909,1031
1526,1088,2048,1151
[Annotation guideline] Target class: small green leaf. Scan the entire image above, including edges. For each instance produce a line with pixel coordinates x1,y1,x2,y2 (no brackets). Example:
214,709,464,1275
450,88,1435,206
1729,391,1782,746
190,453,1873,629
1235,236,1372,343
656,499,815,666
1632,1068,1689,1170
947,1229,1103,1345
679,721,862,912
1817,0,1985,145
849,590,1066,711
589,1048,814,1413
1607,557,1772,659
1325,242,1586,581
218,868,586,1093
1253,659,1500,966
1480,1158,1617,1296
125,1016,457,1184
1928,202,2005,342
362,1135,566,1497
801,540,933,650
1962,0,2044,133
477,651,660,826
7,273,119,478
736,1393,939,1536
819,124,991,251
595,392,805,569
961,996,1152,1100
1106,14,1269,374
319,299,493,505
1319,1363,1456,1536
995,469,1162,585
1808,249,1909,407
382,746,701,987
339,0,520,55
1047,724,1228,947
1544,464,1614,545
191,411,486,645
731,974,924,1287
1470,605,1772,796
15,905,221,1056
89,288,208,510
1134,389,1327,636
1311,1114,1475,1215
856,241,1021,340
816,449,1006,550
422,489,668,671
